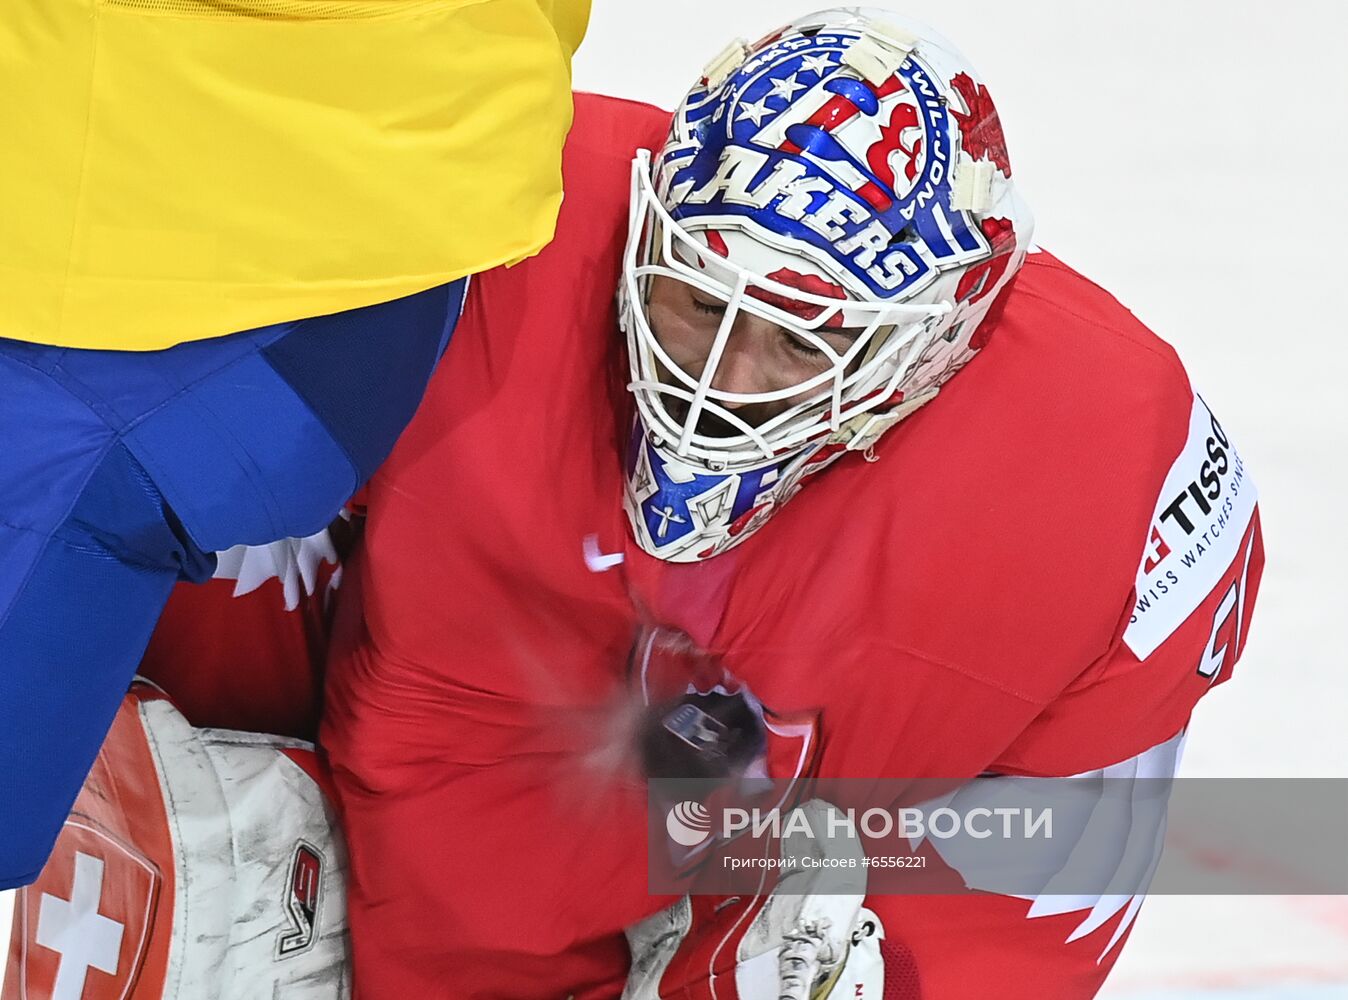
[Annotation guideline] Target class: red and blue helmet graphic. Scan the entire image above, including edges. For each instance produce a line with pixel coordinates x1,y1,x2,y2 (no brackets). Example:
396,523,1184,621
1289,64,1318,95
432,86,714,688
659,25,994,302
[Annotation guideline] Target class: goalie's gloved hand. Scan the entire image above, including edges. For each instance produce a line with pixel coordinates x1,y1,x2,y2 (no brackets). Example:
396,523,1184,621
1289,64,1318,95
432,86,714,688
640,689,766,780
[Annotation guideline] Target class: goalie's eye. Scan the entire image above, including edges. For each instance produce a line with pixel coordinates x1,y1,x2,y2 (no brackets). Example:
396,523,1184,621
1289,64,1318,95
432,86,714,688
783,333,826,357
690,296,726,317
689,289,860,360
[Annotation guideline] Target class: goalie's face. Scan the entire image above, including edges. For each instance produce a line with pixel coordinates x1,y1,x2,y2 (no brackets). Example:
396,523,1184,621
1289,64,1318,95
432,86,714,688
645,275,862,431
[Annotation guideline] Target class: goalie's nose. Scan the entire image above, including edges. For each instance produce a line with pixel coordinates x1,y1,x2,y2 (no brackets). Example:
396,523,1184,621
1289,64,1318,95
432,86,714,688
708,312,790,406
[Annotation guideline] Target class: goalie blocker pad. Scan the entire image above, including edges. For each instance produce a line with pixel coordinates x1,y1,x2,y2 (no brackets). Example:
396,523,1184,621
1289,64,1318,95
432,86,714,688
3,682,349,999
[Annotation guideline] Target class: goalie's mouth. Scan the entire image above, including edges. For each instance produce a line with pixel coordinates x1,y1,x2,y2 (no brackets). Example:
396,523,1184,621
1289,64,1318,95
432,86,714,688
663,395,783,443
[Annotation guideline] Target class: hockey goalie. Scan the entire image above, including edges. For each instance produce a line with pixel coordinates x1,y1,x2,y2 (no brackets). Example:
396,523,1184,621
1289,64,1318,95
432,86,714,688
5,8,1264,1000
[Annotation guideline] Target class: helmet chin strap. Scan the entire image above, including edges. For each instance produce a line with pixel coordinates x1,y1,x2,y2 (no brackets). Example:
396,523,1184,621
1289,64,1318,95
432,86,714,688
829,384,940,456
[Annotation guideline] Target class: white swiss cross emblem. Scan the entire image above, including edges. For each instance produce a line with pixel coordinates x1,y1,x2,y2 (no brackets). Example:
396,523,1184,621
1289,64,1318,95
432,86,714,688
17,821,162,1000
35,852,124,998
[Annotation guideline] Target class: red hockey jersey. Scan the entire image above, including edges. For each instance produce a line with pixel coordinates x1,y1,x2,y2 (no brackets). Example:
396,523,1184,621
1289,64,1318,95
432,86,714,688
318,94,1264,999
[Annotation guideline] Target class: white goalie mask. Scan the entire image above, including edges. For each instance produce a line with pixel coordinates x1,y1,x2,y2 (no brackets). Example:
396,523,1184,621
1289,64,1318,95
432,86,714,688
619,7,1034,562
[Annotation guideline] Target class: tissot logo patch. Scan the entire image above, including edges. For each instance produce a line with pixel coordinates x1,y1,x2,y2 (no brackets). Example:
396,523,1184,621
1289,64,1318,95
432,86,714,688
1124,395,1257,658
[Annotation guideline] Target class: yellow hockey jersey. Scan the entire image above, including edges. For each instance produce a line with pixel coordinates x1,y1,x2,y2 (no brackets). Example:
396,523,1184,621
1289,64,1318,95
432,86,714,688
0,0,589,349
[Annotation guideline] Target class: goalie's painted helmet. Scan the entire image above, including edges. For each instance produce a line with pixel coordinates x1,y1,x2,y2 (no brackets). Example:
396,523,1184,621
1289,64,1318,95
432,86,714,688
619,7,1034,562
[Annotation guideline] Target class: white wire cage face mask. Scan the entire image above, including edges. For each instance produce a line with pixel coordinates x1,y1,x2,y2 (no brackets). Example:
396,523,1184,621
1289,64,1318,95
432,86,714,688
619,150,950,471
615,7,1034,561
